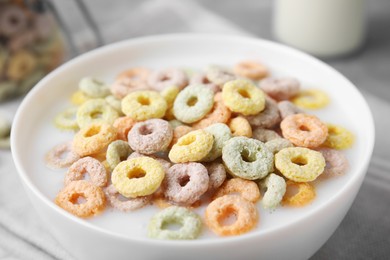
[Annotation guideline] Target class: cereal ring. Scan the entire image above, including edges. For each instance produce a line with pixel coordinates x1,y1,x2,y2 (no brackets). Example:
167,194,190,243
147,68,188,91
55,180,106,218
206,65,236,86
7,50,37,81
222,79,265,116
222,137,274,180
173,84,214,124
228,116,252,138
113,116,136,141
323,124,354,150
7,29,37,52
110,68,150,99
105,184,151,212
246,97,281,128
169,129,213,163
121,90,167,121
54,107,79,131
76,99,119,128
111,157,165,198
205,195,258,236
317,148,349,178
281,114,328,148
234,60,268,80
79,77,110,98
164,163,209,205
259,77,300,101
190,73,220,93
106,140,133,171
128,119,173,154
105,95,123,114
252,128,281,142
161,85,180,107
278,100,303,119
73,123,117,157
148,206,202,240
0,116,11,149
0,5,27,37
291,89,330,109
205,162,226,191
259,173,286,210
214,178,261,203
45,141,80,169
127,152,172,173
275,147,325,182
265,138,293,154
202,123,232,162
168,119,183,129
170,125,193,147
282,180,316,207
70,90,90,105
191,92,231,129
65,157,108,187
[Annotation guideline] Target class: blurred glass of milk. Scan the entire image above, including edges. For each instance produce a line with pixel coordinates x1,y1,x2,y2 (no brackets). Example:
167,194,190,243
273,0,367,57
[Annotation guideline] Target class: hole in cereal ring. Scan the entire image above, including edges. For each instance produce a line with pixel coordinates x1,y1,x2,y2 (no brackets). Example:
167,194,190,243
91,111,103,119
137,96,150,106
161,219,183,231
187,96,198,107
178,135,196,146
241,147,257,163
179,175,190,187
128,167,146,179
70,193,87,204
238,89,250,99
84,125,101,137
161,75,171,82
139,124,153,135
299,125,310,132
291,156,308,166
218,205,238,226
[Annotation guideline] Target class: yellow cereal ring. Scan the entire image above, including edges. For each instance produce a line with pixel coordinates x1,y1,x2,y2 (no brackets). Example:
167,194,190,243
291,89,330,109
54,106,79,131
222,79,265,116
111,157,165,198
76,99,120,128
73,123,117,157
121,90,167,121
168,129,213,163
275,147,326,182
6,50,37,81
323,124,354,150
161,85,180,107
282,180,316,207
70,90,90,105
228,116,252,137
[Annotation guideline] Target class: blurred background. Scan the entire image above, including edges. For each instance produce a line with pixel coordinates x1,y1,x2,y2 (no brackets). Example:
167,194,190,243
0,0,389,259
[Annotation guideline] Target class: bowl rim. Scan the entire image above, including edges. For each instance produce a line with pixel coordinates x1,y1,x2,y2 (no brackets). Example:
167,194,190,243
11,33,375,246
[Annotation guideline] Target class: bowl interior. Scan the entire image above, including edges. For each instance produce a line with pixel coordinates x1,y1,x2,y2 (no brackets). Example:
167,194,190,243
11,34,374,241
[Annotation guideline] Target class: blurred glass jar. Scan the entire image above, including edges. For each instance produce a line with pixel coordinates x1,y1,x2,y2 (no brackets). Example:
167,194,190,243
0,0,67,101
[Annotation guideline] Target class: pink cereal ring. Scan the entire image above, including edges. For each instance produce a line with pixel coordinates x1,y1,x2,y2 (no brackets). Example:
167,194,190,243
105,184,151,212
246,97,281,128
164,163,209,206
317,148,349,179
45,141,80,169
110,68,151,99
205,162,226,191
278,100,303,120
0,6,27,37
128,119,173,154
147,68,188,91
190,73,220,93
65,157,108,187
259,77,300,101
234,60,268,80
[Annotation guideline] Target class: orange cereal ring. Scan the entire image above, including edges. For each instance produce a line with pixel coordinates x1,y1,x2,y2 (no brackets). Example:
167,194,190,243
228,116,252,138
205,195,258,236
280,114,328,148
111,68,151,99
65,157,108,187
73,123,117,157
234,60,268,80
55,180,106,218
282,180,316,207
213,178,261,203
113,116,136,141
191,92,231,129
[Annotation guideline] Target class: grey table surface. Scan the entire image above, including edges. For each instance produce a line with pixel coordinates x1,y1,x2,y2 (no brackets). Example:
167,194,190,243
1,0,390,259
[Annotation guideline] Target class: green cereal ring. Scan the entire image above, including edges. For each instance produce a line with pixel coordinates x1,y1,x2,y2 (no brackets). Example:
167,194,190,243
222,136,274,180
259,173,286,210
79,77,111,98
275,147,325,182
76,99,119,128
121,90,167,121
106,140,133,171
105,95,123,114
0,116,11,149
148,206,202,240
54,107,79,131
173,84,214,123
202,123,232,162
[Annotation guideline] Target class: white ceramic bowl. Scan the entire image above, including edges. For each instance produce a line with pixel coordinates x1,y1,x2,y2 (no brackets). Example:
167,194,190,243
11,34,374,260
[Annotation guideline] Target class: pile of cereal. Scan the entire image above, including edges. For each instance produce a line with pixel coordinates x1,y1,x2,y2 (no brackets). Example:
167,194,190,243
46,61,354,239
